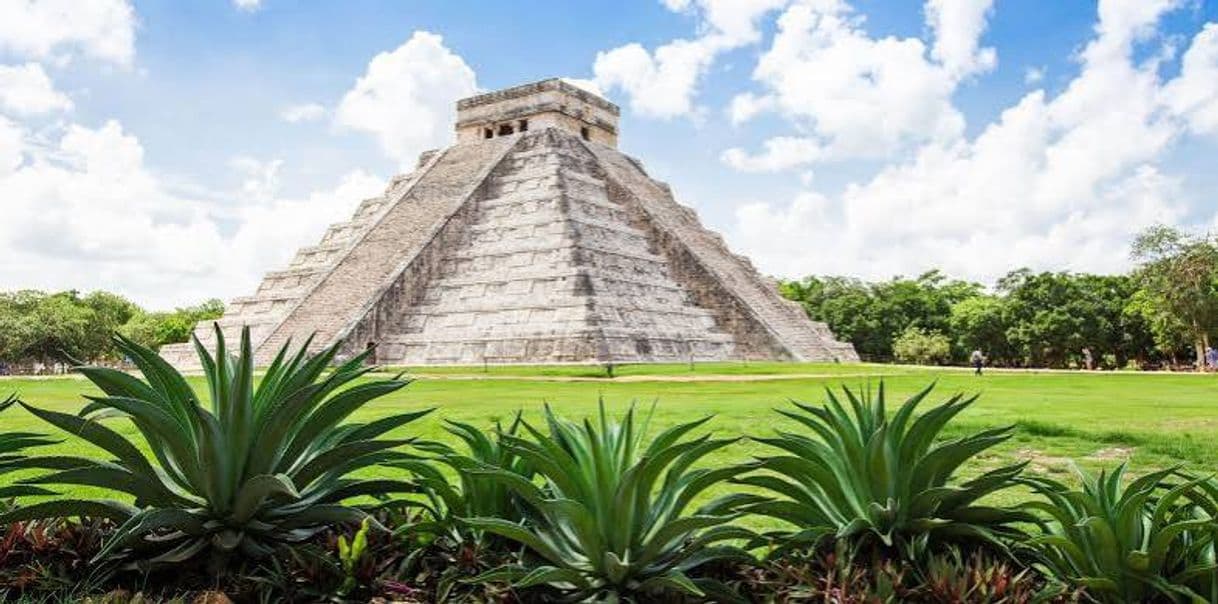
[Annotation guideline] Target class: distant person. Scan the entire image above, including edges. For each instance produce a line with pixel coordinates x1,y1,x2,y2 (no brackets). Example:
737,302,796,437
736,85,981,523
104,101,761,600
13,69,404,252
1082,347,1094,371
1206,346,1218,371
970,349,985,375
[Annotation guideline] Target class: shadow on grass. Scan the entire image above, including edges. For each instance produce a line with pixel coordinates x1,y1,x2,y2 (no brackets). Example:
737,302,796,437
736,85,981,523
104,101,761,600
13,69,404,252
1014,419,1210,467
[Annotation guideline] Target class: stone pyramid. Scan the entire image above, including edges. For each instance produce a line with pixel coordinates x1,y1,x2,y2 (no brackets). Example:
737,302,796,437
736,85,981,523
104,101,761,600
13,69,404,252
162,79,857,367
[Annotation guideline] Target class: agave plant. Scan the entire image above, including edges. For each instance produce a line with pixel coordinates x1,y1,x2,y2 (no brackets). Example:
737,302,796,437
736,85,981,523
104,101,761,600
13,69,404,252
0,327,431,566
465,402,755,602
392,414,531,545
1023,464,1218,603
738,382,1030,558
0,393,59,500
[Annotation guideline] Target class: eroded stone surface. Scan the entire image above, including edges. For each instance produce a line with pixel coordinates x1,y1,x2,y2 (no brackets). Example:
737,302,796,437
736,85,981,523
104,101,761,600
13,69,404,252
163,79,857,368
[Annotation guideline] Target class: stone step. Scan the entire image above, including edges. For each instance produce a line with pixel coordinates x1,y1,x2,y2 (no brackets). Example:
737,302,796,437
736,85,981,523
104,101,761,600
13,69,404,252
383,326,734,345
426,266,687,294
403,293,718,319
255,136,520,361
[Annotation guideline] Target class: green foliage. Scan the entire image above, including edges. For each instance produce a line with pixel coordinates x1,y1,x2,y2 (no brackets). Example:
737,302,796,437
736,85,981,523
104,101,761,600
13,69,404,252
0,327,429,567
948,295,1009,362
0,289,220,368
739,383,1030,558
1132,224,1218,367
1024,464,1218,603
1123,288,1192,364
0,290,97,366
733,542,1074,603
394,415,531,546
781,271,981,361
119,299,225,352
0,393,60,501
891,327,952,366
998,270,1148,369
465,402,754,602
784,269,1161,368
336,517,370,596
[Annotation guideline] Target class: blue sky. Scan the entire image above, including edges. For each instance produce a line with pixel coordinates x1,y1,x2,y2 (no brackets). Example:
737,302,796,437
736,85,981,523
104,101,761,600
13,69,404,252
1,0,1217,309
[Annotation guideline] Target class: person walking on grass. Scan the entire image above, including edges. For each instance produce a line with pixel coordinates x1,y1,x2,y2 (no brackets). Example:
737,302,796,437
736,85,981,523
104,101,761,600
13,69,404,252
970,349,985,375
1206,346,1218,371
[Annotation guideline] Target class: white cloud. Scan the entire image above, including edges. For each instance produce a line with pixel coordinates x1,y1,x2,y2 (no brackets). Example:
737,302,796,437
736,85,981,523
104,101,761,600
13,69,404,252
593,0,788,119
0,116,24,176
1024,65,1045,84
593,39,720,119
1163,23,1218,137
335,31,477,166
232,0,263,12
279,102,326,123
925,0,996,78
727,91,774,124
0,119,385,308
722,0,983,169
230,155,283,203
721,136,822,171
727,0,1218,284
0,0,136,67
0,63,73,115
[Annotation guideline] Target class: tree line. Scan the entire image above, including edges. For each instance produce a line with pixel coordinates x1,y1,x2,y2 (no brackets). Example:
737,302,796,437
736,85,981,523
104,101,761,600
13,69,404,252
781,226,1218,370
0,290,222,372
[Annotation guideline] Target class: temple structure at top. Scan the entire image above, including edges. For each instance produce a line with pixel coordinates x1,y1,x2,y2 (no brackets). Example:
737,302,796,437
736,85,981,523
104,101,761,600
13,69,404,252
163,78,857,367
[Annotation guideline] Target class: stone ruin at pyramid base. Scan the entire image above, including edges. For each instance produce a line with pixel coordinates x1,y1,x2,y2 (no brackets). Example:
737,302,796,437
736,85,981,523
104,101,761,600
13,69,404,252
162,79,858,368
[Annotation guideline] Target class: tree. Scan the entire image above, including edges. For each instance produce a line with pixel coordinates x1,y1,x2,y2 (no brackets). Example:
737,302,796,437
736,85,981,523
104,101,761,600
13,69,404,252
1131,225,1218,370
1123,288,1192,366
948,295,1010,364
23,293,94,365
781,271,981,361
0,289,222,368
120,299,225,351
892,327,952,365
79,290,140,361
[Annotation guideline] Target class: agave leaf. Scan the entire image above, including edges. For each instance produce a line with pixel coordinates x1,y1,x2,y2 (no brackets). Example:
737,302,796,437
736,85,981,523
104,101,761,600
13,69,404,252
741,382,1028,560
13,331,421,567
635,570,704,596
515,565,590,589
0,499,137,523
0,485,57,498
463,517,569,563
229,473,300,523
18,402,160,480
94,508,211,562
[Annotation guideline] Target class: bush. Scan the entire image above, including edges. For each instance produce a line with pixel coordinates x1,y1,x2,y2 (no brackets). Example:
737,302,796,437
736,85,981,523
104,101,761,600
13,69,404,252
730,542,1077,603
464,402,754,601
892,327,953,365
393,415,532,548
0,327,429,568
738,383,1030,560
1024,464,1218,603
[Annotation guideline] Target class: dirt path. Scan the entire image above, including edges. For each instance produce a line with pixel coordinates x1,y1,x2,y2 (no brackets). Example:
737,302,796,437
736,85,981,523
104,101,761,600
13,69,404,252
1,365,1212,383
392,372,906,383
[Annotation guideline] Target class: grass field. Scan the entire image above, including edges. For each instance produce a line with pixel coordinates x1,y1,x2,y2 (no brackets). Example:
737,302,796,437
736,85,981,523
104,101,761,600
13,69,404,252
3,362,1217,509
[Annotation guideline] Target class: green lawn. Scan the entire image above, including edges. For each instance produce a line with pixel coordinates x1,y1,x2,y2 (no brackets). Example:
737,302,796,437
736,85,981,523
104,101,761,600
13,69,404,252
3,363,1217,508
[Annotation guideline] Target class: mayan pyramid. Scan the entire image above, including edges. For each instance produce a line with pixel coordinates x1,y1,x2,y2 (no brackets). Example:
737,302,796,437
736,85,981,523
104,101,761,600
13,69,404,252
162,79,857,367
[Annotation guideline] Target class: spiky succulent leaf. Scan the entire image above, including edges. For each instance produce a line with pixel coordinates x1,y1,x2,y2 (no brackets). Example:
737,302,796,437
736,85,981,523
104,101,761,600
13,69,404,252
0,326,430,566
1023,464,1218,603
740,382,1031,558
466,401,752,601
